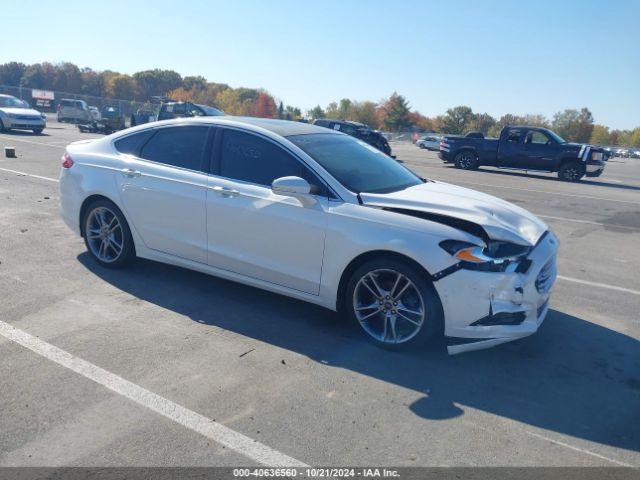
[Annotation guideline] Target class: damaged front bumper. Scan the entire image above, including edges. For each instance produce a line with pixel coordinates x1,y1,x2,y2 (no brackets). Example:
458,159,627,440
433,231,559,354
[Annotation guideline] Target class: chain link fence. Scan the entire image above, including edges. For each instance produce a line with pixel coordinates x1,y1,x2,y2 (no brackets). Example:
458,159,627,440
0,84,148,120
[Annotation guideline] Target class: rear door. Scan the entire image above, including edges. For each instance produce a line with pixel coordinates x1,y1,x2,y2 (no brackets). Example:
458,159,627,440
205,128,328,294
115,125,213,263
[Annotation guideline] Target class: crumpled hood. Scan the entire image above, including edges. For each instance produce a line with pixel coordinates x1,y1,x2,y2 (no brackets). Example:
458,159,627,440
360,181,548,246
0,107,43,117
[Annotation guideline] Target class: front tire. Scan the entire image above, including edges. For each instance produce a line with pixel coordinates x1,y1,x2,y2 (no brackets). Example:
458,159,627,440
82,199,135,268
346,258,442,349
32,128,43,135
0,119,5,132
419,143,426,149
558,161,585,182
454,150,479,170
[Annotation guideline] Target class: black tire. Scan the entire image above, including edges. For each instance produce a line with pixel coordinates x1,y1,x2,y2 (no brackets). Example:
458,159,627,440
558,161,585,182
454,150,479,170
32,128,43,135
345,257,443,349
82,198,135,268
419,143,427,149
0,119,4,132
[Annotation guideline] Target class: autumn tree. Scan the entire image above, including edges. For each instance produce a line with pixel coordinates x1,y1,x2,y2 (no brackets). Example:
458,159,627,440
552,108,594,143
133,69,182,98
379,92,411,131
349,101,379,128
0,61,26,86
107,74,136,99
470,112,496,135
284,105,302,120
307,105,325,120
251,92,277,118
589,124,611,145
441,105,475,134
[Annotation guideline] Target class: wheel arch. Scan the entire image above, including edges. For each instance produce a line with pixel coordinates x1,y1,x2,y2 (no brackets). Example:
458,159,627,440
335,249,440,314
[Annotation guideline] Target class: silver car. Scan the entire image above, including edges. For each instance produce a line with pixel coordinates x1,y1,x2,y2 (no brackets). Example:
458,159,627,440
0,94,46,134
416,134,442,151
57,98,91,123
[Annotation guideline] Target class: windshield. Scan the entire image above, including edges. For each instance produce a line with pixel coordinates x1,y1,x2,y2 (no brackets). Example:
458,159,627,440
0,97,28,109
546,129,566,144
289,133,422,194
196,104,224,116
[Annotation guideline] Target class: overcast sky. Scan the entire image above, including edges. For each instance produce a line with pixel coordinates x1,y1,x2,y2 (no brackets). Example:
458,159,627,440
3,0,639,129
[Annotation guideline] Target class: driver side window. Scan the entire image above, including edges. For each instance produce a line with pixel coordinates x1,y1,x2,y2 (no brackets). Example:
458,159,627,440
218,129,328,196
526,131,550,145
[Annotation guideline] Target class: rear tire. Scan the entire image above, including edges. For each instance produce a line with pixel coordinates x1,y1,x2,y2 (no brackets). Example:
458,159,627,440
345,257,443,349
454,150,479,170
558,161,585,182
419,143,426,149
82,199,135,268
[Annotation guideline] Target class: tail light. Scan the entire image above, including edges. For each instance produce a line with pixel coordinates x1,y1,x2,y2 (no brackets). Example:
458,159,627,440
61,152,74,169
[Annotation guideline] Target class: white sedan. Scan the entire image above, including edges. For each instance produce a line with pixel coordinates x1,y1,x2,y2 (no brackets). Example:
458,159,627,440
59,117,558,354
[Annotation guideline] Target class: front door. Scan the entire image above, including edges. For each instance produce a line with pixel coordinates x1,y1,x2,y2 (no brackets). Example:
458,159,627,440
206,128,328,295
522,129,558,171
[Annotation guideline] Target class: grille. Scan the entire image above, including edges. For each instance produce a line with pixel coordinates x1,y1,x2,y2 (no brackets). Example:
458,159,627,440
14,115,41,120
536,259,557,294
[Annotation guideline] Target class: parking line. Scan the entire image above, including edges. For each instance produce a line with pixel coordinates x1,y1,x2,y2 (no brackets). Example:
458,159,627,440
0,320,307,467
534,213,640,232
0,135,65,149
524,430,632,467
558,276,640,296
437,178,640,206
0,167,59,183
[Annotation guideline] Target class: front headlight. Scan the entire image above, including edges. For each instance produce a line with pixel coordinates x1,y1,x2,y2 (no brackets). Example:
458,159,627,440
41,113,47,119
439,240,531,272
591,152,603,161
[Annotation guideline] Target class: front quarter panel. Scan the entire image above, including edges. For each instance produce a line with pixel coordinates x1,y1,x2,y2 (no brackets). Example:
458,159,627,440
320,201,481,309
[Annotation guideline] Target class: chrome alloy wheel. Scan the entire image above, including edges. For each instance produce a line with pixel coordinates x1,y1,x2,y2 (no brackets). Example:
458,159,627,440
85,206,124,263
353,269,426,344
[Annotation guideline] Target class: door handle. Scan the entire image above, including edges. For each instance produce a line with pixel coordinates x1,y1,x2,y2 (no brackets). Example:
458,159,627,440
210,185,240,197
121,168,141,178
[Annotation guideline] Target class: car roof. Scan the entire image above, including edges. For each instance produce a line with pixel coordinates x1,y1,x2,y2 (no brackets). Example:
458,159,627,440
167,116,339,137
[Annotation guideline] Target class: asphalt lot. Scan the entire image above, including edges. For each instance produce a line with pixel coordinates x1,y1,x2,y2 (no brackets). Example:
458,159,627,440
0,120,639,467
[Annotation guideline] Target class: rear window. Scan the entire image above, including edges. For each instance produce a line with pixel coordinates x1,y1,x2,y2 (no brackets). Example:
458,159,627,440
114,130,155,156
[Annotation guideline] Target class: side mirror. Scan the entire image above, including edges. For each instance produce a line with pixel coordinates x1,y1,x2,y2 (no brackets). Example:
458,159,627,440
271,176,311,196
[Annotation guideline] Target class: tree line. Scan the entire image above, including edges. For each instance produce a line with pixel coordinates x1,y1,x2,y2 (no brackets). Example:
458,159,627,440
1,61,638,147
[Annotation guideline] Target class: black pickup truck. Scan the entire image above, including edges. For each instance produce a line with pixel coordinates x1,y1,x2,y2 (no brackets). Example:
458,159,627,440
439,126,606,181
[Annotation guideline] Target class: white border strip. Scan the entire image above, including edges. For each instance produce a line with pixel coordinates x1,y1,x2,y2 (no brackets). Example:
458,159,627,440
524,430,632,467
0,167,59,182
558,275,640,296
0,320,307,467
